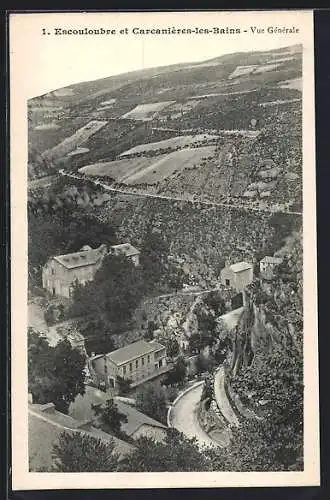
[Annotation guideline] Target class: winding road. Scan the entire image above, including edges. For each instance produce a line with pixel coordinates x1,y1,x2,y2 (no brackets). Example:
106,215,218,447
59,170,302,216
169,382,218,448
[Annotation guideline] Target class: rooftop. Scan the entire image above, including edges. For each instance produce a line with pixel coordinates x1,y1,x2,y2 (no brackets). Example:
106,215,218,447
110,243,140,257
260,256,283,264
116,400,167,436
52,244,107,269
69,385,167,438
28,403,135,471
229,261,253,273
148,339,166,352
106,340,162,366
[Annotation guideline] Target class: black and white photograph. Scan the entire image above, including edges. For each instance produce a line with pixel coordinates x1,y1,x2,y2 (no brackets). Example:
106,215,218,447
10,10,319,489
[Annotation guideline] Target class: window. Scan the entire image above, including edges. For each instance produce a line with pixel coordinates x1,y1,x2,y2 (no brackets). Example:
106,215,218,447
51,267,55,275
129,363,132,372
159,359,163,368
123,365,126,376
142,357,145,366
225,279,230,286
136,359,138,368
147,355,150,363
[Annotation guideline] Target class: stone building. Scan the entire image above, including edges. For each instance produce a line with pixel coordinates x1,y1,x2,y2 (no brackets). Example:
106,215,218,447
42,244,108,299
89,339,168,389
260,255,283,278
109,243,140,267
42,242,140,298
220,261,254,293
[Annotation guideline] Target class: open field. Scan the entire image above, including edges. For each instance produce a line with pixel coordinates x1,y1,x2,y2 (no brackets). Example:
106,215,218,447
41,120,108,162
253,63,281,74
120,134,219,156
33,123,61,131
80,145,216,185
79,157,157,180
124,146,216,185
278,77,302,91
121,101,175,120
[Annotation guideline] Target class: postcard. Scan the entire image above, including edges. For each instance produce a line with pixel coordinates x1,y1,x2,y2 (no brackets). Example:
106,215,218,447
10,10,319,489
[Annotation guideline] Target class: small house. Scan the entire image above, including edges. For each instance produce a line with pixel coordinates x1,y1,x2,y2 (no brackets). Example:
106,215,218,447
260,256,283,275
220,261,254,293
109,243,140,267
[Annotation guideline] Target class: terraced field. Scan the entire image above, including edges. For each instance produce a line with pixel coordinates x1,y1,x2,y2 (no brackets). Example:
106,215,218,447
124,146,216,185
80,145,216,185
120,134,218,156
41,120,108,162
121,101,175,121
79,157,157,180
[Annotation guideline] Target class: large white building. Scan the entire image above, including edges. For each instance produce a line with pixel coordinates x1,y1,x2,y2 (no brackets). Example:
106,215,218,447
89,339,168,389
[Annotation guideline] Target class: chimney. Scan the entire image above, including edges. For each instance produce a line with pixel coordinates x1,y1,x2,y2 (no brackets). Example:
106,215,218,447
28,393,33,404
91,352,95,358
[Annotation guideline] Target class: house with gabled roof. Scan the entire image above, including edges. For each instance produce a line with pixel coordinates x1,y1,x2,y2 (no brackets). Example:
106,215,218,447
109,243,140,267
69,385,167,444
28,400,135,471
220,261,254,293
42,241,140,298
260,255,283,278
88,339,168,389
42,244,108,299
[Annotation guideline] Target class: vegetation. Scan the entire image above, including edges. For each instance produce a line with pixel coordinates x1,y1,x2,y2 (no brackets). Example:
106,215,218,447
28,328,86,414
164,357,187,386
216,231,304,471
135,382,168,424
92,398,128,435
28,197,116,287
52,431,119,472
118,429,211,472
70,253,144,346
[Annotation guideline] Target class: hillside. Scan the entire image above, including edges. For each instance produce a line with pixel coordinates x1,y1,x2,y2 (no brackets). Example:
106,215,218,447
28,44,302,211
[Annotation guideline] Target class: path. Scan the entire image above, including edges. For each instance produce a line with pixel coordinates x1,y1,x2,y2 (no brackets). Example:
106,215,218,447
169,383,218,448
214,366,240,427
59,170,302,216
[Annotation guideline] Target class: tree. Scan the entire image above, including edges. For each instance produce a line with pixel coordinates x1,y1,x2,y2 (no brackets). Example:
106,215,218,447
52,431,119,472
70,254,144,329
136,382,168,424
77,317,115,356
164,357,187,386
203,291,226,316
166,337,180,358
189,309,217,354
92,398,128,435
195,353,213,375
223,339,303,471
28,328,86,414
144,320,157,341
140,228,169,291
118,429,211,472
